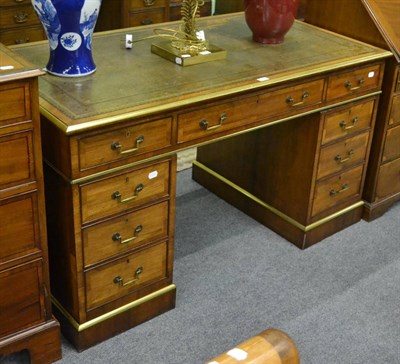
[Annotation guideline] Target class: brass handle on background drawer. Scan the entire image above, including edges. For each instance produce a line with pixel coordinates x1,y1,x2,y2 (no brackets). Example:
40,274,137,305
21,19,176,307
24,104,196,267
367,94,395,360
199,113,227,131
111,135,144,155
286,92,309,107
141,18,153,25
143,0,156,5
334,149,354,164
345,78,365,91
14,12,28,23
330,184,349,196
340,117,358,130
112,183,144,203
14,0,25,3
114,266,143,287
15,38,30,44
112,225,143,244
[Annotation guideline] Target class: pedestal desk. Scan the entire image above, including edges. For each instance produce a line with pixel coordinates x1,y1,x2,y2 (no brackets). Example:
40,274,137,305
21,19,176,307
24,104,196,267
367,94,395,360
299,0,400,221
12,14,391,350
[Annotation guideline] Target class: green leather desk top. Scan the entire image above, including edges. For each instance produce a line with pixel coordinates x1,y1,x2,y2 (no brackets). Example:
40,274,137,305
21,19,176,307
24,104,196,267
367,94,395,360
11,13,391,134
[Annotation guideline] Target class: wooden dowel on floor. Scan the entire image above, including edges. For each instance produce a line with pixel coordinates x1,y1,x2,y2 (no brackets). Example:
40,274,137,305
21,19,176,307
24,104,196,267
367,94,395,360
206,328,300,364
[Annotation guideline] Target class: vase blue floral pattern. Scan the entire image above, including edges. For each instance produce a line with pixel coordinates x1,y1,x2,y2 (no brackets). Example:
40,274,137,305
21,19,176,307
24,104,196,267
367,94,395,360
32,0,102,77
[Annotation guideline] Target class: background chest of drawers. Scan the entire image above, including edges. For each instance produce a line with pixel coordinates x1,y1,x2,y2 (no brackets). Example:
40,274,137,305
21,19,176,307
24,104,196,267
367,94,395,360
299,0,400,220
0,44,60,363
0,0,45,45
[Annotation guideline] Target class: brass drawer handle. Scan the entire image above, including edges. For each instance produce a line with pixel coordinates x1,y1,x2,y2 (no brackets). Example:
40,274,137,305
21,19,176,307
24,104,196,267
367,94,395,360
111,135,144,155
14,12,28,23
286,92,309,107
114,266,143,287
15,0,25,3
334,149,354,164
143,0,156,6
345,78,365,91
141,18,153,25
330,184,349,196
112,183,144,203
112,225,143,244
199,113,227,131
15,38,30,44
340,117,358,130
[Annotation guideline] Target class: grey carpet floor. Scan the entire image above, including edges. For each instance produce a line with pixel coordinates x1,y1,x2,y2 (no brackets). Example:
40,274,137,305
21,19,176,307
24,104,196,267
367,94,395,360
3,169,399,363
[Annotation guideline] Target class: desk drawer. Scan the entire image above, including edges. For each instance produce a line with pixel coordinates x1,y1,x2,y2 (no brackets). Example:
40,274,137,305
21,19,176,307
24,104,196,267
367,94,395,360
317,132,369,180
0,25,45,45
0,81,31,126
177,79,324,143
321,99,375,144
0,259,44,337
0,130,35,190
0,5,39,29
326,64,381,101
83,201,169,266
376,158,400,200
80,159,171,223
382,124,400,162
128,0,167,9
128,8,165,26
389,94,400,126
312,165,363,217
0,192,40,263
78,117,172,171
85,241,168,310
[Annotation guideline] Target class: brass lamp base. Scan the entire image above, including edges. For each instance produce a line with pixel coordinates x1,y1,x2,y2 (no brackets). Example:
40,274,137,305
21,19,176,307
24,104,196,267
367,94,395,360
151,41,227,66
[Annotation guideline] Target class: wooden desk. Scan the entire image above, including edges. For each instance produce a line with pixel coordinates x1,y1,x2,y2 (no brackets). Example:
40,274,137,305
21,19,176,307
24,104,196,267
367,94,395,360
0,44,61,363
12,14,391,350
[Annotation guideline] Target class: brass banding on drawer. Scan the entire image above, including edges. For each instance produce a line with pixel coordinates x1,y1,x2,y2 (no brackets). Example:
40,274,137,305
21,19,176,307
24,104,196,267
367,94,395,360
177,79,324,143
321,98,375,144
326,64,381,101
82,201,169,266
317,132,369,179
78,117,172,171
312,165,364,217
79,159,171,223
85,241,168,310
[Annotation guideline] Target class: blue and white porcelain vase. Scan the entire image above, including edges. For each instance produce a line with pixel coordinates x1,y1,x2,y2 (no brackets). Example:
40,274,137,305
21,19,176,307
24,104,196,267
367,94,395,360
31,0,102,77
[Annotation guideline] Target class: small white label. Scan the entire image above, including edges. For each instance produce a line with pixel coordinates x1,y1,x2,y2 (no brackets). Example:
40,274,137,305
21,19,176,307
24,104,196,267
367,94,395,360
181,54,191,58
148,171,158,180
227,348,248,361
368,71,375,78
0,65,14,71
200,51,211,55
175,57,183,65
125,34,133,49
196,30,206,41
257,76,269,82
206,362,220,364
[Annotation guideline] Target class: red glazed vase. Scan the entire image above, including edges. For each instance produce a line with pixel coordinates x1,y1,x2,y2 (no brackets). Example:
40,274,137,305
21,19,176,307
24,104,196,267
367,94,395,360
244,0,299,44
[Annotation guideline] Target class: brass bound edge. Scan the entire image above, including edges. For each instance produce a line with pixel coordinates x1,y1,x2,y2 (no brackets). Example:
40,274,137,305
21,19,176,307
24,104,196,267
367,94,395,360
192,160,364,232
51,284,176,332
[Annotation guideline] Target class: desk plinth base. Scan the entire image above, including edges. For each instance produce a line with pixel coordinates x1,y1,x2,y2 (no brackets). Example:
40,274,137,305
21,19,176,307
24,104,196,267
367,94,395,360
362,193,400,221
192,162,363,250
0,319,61,364
52,286,176,352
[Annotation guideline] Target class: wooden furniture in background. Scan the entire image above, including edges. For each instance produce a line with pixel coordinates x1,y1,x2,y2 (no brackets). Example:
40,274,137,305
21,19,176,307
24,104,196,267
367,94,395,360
170,0,212,21
0,0,45,45
0,44,61,363
12,14,390,350
215,0,243,14
121,0,170,27
206,329,299,364
299,0,400,221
